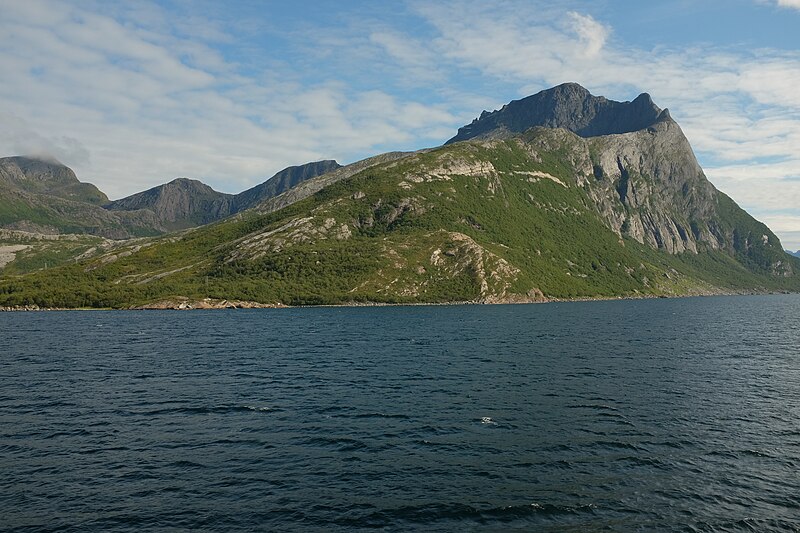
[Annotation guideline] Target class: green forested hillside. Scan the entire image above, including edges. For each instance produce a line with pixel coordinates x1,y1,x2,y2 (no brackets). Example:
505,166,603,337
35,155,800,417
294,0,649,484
2,132,797,309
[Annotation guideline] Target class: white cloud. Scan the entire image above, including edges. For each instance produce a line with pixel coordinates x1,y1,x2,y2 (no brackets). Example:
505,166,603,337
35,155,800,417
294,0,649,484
0,112,91,166
0,0,461,198
567,12,609,58
777,0,800,9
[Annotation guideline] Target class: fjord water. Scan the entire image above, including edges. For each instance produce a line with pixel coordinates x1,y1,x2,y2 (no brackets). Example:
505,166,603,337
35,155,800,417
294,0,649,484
2,296,799,532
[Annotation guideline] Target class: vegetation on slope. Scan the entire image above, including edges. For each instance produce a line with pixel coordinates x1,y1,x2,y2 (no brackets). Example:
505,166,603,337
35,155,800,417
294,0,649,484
2,135,798,309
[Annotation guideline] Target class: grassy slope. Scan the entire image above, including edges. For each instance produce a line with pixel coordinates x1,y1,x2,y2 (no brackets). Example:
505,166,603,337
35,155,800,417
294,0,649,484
2,139,798,308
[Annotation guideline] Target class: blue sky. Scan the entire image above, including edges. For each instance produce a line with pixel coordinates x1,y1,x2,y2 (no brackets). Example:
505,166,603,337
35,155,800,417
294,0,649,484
2,0,800,248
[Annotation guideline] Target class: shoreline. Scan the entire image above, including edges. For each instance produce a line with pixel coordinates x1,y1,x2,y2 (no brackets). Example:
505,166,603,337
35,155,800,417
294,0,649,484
0,289,791,312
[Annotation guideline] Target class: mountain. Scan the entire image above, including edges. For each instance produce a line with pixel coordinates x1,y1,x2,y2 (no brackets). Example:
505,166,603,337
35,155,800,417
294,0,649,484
104,160,341,232
0,157,341,238
104,178,235,232
2,84,797,308
233,160,341,211
788,250,800,258
0,156,161,238
447,82,667,143
0,156,109,205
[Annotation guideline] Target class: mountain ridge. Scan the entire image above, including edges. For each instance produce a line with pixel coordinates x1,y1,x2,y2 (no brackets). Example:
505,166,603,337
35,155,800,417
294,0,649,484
0,157,341,237
447,82,669,144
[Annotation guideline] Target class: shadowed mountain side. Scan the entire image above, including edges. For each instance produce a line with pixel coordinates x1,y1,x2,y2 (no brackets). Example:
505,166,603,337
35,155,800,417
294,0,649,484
233,160,341,212
104,160,342,232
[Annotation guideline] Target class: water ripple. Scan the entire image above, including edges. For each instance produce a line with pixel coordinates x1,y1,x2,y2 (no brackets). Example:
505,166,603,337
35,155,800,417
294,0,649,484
2,294,800,531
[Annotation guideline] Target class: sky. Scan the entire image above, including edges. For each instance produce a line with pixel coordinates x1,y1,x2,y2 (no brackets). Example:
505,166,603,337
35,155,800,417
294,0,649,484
1,1,800,249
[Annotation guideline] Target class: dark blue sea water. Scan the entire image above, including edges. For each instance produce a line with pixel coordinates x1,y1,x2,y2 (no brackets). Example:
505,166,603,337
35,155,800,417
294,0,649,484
2,295,799,532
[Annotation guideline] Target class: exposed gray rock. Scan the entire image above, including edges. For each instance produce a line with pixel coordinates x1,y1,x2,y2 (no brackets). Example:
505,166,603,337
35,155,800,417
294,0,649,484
447,82,665,144
507,117,790,275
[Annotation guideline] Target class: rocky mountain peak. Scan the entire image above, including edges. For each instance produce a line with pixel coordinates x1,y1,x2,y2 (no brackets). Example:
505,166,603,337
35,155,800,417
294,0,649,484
447,82,667,144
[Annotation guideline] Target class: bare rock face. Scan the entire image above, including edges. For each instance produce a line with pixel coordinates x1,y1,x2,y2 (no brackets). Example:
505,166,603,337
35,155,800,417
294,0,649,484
583,115,720,255
104,178,236,231
511,121,790,275
447,82,665,144
443,83,790,276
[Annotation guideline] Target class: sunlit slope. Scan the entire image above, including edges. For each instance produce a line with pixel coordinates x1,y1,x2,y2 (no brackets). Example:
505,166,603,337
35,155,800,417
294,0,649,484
2,129,798,308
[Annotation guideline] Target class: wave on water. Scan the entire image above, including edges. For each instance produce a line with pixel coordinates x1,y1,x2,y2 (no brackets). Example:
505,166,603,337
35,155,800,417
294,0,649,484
335,501,597,528
128,404,279,416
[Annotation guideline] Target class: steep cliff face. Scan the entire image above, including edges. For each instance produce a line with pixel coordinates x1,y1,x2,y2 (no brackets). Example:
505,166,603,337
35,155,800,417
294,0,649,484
446,84,791,277
512,125,791,276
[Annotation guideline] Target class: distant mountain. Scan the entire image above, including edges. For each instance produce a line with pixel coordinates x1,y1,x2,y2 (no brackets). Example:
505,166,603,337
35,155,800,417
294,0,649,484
788,250,800,258
104,178,235,232
233,160,341,211
0,157,341,237
104,160,341,232
0,156,159,238
3,84,798,309
447,82,668,144
0,156,109,205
